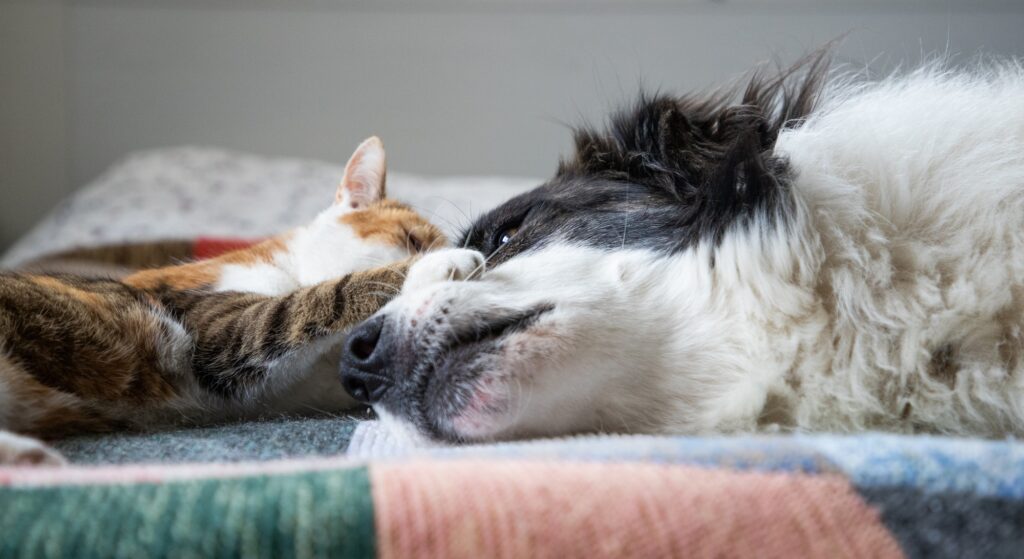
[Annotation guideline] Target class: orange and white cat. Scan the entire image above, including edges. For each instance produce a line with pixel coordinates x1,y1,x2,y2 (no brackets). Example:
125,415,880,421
126,137,440,296
0,137,453,465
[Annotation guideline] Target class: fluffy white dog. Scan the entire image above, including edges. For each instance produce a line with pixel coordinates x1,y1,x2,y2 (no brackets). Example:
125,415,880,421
341,54,1024,442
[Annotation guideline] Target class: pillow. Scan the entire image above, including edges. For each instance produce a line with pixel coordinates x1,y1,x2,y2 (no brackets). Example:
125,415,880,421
1,146,538,267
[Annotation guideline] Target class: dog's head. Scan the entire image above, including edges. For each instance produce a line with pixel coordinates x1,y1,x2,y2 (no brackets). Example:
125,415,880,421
341,57,829,442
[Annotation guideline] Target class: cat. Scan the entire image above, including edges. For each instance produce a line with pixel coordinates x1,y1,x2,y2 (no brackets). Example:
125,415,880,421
0,137,456,465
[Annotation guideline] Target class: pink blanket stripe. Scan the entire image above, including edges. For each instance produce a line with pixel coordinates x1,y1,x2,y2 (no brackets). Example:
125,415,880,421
371,460,905,559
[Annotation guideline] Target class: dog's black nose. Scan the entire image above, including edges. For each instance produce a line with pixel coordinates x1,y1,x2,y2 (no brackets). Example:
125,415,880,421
347,314,385,365
341,314,391,403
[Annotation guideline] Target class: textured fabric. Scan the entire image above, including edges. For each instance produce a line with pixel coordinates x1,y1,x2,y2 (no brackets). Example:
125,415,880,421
349,422,1024,497
860,486,1024,559
346,419,425,459
2,433,1023,557
192,236,260,260
53,416,363,465
0,466,376,559
371,460,902,559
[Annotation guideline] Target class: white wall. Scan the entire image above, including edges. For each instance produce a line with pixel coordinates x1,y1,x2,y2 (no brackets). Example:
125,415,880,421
3,0,1024,250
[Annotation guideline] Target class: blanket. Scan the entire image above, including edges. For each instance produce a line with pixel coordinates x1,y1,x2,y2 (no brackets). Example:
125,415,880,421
4,148,1021,558
2,431,1022,558
21,236,261,274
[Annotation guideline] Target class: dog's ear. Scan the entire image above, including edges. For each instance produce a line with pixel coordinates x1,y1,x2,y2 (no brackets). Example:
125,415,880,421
703,128,780,221
560,96,701,188
628,98,723,202
558,93,787,215
628,97,782,212
654,105,694,164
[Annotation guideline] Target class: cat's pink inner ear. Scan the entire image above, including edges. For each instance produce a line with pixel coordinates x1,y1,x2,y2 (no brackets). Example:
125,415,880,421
336,136,387,209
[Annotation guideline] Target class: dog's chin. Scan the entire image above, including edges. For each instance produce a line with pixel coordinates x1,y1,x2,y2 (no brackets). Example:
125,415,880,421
395,307,555,443
412,338,520,442
440,360,523,441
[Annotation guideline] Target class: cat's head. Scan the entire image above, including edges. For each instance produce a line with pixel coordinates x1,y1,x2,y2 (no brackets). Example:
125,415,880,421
289,137,446,285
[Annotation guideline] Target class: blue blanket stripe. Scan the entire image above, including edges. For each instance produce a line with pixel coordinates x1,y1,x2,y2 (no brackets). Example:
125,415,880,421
398,432,1024,499
858,485,1024,559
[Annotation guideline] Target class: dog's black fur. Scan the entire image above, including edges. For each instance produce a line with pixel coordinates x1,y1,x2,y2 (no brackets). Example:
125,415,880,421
461,51,830,268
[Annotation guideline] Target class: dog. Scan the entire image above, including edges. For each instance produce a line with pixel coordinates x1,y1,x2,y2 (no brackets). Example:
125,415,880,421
341,53,1024,443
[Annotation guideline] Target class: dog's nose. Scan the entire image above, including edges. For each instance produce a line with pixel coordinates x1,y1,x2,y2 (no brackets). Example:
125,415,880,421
341,369,389,404
347,314,385,365
341,314,392,403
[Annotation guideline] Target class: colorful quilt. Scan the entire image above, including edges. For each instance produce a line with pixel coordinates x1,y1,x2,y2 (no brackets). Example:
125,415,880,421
2,432,1022,558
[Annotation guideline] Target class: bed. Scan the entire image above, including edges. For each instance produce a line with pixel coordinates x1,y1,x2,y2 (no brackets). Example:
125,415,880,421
2,148,1021,558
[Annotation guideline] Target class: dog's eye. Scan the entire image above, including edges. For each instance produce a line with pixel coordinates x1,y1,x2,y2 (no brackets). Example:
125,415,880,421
496,227,519,247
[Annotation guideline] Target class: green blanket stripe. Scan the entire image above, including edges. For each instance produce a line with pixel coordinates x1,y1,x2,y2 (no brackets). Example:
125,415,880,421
0,467,376,559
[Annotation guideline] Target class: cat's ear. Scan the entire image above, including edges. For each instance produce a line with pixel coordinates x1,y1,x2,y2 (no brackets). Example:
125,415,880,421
336,136,387,209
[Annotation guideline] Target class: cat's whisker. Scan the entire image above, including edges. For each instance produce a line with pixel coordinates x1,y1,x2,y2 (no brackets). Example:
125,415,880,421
294,402,350,421
367,290,399,300
362,280,402,293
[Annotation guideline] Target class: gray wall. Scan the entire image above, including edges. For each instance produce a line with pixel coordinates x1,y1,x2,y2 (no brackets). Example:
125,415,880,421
3,0,1024,251
1,1,67,252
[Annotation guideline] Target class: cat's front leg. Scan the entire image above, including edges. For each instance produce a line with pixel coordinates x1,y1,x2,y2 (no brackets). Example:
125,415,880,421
0,431,65,466
177,259,415,402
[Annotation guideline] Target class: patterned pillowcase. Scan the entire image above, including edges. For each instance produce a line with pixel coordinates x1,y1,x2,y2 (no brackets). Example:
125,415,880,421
2,146,537,267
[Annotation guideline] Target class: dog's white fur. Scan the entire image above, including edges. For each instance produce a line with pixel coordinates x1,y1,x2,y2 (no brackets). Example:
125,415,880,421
389,65,1024,440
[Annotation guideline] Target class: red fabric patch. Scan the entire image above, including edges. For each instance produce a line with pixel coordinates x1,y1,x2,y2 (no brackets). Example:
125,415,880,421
192,237,260,260
371,460,905,559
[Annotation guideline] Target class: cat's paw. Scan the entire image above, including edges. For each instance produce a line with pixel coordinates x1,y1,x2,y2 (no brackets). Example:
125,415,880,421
403,249,485,294
0,431,66,467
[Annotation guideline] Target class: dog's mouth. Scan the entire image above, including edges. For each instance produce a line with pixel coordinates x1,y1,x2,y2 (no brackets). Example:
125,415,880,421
445,304,554,353
401,303,555,441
